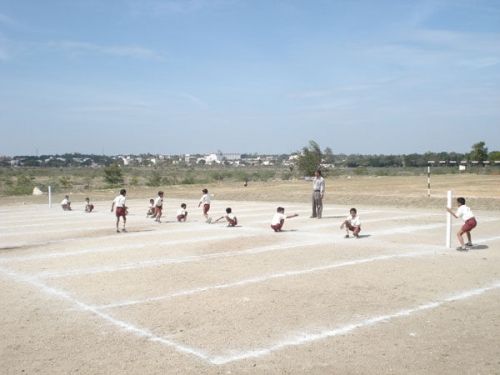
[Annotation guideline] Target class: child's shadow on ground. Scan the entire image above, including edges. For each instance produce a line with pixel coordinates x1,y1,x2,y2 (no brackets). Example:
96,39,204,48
321,215,345,219
470,245,488,250
355,234,371,239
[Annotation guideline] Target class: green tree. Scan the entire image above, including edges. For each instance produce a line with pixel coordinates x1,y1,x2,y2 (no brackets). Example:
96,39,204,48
59,176,72,189
323,147,334,164
488,151,500,162
297,140,322,176
103,163,124,186
469,141,488,164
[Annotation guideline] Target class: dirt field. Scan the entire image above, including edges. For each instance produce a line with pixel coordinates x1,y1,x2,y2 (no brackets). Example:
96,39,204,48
1,175,500,374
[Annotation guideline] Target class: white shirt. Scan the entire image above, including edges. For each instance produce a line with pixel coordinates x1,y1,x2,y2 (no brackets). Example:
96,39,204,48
200,194,211,205
227,213,236,221
271,212,286,225
312,176,325,193
177,208,186,216
456,205,474,221
154,196,163,207
113,195,126,208
61,198,69,205
346,215,361,226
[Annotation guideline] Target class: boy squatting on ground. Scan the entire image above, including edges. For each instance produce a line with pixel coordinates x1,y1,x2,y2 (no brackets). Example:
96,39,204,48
111,189,127,233
340,208,361,238
271,207,299,232
446,197,477,251
198,188,211,222
213,207,238,227
84,197,94,213
61,195,71,211
177,203,188,222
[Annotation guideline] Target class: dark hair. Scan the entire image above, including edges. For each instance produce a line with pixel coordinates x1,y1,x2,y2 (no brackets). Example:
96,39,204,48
457,197,466,205
350,208,357,214
85,197,90,201
149,199,154,203
277,206,285,213
226,207,232,213
315,169,322,176
120,189,126,195
202,188,208,194
181,203,186,208
158,191,164,195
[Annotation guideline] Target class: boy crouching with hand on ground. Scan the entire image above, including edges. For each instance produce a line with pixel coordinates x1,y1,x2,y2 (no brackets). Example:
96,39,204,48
341,208,361,238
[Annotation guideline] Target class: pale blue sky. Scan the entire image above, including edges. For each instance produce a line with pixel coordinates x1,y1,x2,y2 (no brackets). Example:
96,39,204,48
0,0,499,156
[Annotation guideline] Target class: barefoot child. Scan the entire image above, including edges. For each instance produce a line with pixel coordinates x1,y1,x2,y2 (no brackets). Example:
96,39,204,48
111,189,127,233
446,197,477,251
61,195,72,211
153,191,164,223
198,188,211,222
84,197,94,213
177,203,188,222
213,207,238,227
341,208,361,238
271,207,298,232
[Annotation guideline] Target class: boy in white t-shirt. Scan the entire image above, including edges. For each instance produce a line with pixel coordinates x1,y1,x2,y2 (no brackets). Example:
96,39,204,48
214,207,238,227
271,207,298,232
340,208,361,238
198,188,211,222
177,203,188,222
111,189,127,233
446,197,477,251
153,191,164,223
61,195,72,211
84,197,94,213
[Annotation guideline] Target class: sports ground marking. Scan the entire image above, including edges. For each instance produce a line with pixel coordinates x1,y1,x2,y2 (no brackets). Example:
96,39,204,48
0,262,498,365
30,222,500,280
91,234,500,311
208,281,500,364
0,211,457,261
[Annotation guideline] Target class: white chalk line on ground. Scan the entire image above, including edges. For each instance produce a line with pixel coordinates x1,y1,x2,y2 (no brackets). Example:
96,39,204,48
207,281,500,365
0,265,212,363
93,249,438,310
27,224,476,278
32,225,500,280
35,239,327,279
90,234,500,310
0,211,450,260
2,262,498,366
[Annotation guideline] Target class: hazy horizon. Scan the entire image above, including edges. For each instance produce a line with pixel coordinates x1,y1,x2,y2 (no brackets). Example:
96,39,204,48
1,0,499,156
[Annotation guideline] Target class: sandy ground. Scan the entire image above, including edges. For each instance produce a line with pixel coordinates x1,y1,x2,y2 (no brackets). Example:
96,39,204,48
1,177,500,374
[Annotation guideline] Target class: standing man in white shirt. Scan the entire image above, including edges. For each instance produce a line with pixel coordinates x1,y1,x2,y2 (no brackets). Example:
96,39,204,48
311,169,325,219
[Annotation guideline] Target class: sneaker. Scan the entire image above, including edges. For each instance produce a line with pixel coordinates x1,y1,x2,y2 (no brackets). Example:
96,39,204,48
122,228,127,233
456,246,468,251
344,234,349,238
116,229,120,233
465,242,473,247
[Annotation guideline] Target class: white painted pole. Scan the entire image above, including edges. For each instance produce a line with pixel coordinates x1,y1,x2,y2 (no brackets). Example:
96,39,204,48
446,190,452,248
427,166,431,197
48,185,52,208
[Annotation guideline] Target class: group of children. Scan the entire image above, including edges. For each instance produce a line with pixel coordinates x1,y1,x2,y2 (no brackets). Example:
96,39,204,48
60,195,94,213
63,187,476,250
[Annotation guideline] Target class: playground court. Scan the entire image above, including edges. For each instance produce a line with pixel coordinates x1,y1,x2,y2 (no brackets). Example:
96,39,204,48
1,197,499,374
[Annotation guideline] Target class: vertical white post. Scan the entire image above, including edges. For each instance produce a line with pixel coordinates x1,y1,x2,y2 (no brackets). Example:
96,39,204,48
48,185,52,208
427,166,431,198
446,190,452,248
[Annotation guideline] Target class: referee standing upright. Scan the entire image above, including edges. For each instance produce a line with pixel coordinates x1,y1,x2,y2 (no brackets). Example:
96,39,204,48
311,169,325,219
